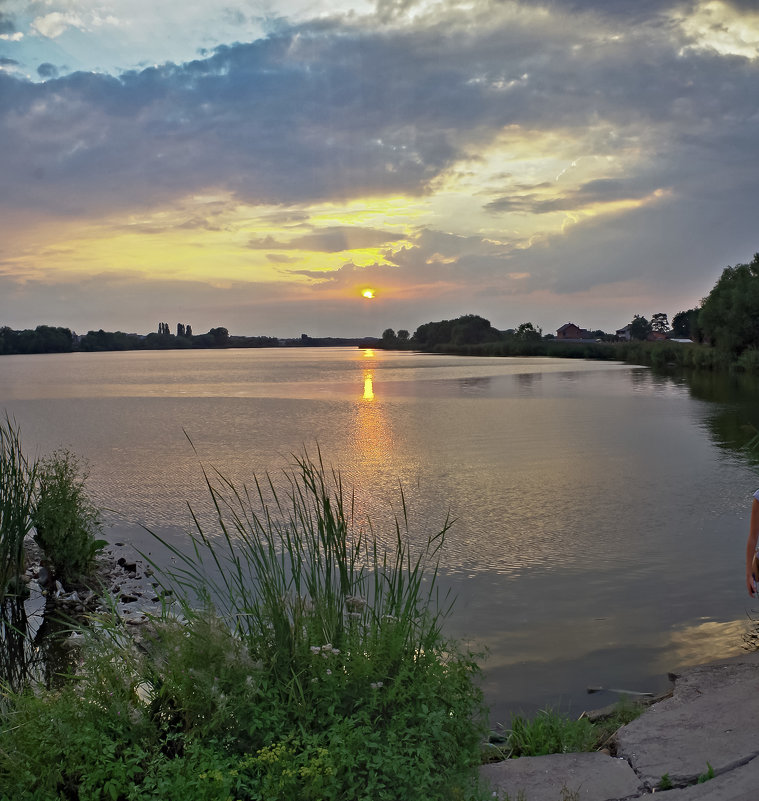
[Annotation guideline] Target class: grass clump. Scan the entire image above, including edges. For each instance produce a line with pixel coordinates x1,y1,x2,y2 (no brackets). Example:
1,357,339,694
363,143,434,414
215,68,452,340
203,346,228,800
486,697,646,761
0,452,489,800
658,773,674,790
32,449,105,584
505,708,598,757
698,762,715,783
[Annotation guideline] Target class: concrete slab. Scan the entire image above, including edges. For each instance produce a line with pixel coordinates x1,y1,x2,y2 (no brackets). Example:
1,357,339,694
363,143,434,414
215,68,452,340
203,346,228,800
656,754,759,801
480,752,642,801
614,652,759,788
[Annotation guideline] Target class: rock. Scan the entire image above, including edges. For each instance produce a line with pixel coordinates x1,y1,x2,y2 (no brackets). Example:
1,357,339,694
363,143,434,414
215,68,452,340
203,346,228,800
120,594,139,604
37,566,50,587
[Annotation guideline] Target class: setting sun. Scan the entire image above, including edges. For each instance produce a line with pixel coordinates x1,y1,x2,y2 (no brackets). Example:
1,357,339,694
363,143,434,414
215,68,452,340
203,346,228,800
362,289,376,299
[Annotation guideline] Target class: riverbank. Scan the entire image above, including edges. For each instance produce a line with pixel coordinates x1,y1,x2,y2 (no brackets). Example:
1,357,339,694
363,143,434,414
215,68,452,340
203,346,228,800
482,649,759,800
18,526,759,801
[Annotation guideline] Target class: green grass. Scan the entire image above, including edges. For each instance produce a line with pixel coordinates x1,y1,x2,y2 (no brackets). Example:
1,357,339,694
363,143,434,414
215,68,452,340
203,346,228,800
698,762,715,783
0,451,490,800
504,708,598,757
484,698,646,762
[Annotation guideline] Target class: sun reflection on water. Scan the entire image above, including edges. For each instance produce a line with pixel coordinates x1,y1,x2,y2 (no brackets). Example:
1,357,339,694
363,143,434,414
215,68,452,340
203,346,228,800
352,367,391,467
363,372,375,401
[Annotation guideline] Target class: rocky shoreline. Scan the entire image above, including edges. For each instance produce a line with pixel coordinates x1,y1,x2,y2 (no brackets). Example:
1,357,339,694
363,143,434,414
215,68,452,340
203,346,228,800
21,532,169,639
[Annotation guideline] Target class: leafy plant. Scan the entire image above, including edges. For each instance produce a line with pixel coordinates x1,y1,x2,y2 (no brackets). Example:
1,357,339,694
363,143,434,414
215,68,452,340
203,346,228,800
32,449,105,584
0,415,37,603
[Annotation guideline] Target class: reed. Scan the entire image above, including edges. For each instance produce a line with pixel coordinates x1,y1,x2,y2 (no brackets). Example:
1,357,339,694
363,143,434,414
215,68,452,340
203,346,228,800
149,447,458,712
0,415,37,604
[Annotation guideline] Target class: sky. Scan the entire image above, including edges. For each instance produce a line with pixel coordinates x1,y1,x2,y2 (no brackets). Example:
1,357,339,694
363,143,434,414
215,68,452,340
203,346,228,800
1,0,758,338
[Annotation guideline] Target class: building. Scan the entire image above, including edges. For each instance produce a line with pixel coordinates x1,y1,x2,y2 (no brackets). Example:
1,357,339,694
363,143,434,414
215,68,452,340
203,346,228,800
556,322,590,340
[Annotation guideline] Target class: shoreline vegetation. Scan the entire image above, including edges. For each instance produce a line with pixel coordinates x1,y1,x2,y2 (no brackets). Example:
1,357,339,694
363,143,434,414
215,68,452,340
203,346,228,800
2,421,492,799
3,253,759,374
0,418,655,800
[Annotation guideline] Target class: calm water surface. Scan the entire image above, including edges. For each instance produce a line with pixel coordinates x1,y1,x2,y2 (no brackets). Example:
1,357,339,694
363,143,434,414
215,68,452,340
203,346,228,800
1,347,757,722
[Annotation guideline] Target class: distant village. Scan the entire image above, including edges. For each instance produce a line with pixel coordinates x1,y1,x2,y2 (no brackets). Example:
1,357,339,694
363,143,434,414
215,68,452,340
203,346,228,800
555,320,692,344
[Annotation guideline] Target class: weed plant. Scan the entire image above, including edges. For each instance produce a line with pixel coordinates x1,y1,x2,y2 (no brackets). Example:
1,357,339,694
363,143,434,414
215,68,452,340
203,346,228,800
0,416,37,603
32,449,105,584
494,698,645,761
505,708,599,757
0,453,489,800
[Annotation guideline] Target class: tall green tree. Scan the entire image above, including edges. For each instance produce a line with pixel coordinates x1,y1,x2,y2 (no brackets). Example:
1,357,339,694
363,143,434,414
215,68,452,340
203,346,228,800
515,322,542,341
699,253,759,353
629,315,653,341
651,313,669,334
672,308,700,340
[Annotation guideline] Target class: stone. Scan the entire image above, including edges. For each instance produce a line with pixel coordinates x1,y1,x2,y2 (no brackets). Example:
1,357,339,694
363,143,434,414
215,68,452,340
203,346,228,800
480,752,642,801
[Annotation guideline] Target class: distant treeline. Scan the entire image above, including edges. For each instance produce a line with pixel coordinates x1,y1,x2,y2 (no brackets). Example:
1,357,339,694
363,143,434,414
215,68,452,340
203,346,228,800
374,253,759,374
0,325,375,356
373,313,749,372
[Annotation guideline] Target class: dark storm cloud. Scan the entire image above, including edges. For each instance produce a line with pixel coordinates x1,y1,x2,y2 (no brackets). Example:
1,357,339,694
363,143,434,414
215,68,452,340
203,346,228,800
0,56,17,66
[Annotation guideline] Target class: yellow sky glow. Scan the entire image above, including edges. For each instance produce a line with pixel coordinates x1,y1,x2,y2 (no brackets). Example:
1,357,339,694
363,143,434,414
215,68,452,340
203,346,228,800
4,126,665,303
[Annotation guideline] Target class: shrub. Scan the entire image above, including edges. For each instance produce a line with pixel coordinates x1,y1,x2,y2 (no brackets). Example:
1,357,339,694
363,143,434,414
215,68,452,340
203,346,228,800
32,449,105,584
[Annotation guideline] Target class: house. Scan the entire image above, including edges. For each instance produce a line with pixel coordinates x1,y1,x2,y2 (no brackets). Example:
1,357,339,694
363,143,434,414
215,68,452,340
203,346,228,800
616,325,632,341
556,322,590,340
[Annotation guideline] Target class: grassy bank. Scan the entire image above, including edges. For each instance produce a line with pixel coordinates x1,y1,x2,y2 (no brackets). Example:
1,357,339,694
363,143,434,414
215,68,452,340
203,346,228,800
1,449,489,800
416,339,748,372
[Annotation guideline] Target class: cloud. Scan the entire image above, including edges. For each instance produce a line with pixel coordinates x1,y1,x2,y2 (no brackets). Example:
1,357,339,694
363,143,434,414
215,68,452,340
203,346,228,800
249,226,401,252
1,1,758,334
485,178,662,214
36,61,58,78
31,12,84,39
0,10,16,36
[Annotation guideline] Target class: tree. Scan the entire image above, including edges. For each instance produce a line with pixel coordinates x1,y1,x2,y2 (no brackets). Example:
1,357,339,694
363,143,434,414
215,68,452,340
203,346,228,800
450,314,500,345
208,327,230,347
413,315,500,349
397,329,410,342
381,328,397,347
699,254,759,353
629,315,652,341
515,322,542,341
651,313,669,334
672,308,700,340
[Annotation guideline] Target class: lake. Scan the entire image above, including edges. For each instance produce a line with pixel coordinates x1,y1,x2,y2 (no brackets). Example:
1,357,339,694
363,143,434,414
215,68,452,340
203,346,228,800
1,347,757,724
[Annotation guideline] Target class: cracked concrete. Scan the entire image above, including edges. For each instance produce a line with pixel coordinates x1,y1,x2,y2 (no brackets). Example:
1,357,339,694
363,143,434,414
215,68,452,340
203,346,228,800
480,650,759,800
